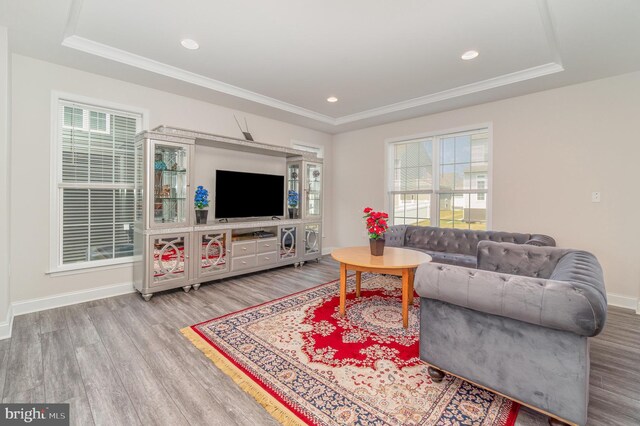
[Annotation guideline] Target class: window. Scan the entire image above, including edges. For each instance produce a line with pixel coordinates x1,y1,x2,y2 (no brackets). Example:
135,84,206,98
292,141,323,159
62,106,111,134
54,99,142,269
388,128,489,230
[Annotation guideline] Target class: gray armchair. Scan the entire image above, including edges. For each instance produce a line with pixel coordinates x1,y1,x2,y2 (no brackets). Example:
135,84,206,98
414,241,607,426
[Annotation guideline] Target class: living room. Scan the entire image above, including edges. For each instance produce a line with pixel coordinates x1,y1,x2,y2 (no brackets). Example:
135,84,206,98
0,1,638,425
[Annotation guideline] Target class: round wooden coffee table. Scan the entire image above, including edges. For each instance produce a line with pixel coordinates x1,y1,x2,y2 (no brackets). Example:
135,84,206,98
331,246,432,328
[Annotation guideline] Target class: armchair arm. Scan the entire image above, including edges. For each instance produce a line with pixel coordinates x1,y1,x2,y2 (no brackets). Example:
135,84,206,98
414,261,605,336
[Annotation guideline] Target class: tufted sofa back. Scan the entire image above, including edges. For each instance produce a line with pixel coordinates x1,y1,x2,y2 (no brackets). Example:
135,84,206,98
477,241,569,279
403,226,533,256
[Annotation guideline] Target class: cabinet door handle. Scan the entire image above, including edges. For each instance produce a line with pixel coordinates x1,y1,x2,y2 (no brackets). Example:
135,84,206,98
265,257,270,261
241,261,246,264
242,247,247,251
264,244,270,247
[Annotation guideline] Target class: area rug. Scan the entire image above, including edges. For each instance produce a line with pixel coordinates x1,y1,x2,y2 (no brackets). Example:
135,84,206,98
181,274,519,426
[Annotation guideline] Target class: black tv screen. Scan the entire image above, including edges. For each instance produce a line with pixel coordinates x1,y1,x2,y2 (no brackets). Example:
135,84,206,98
215,170,285,219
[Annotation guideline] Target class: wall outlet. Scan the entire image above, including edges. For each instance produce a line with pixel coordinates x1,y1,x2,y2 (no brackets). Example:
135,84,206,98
591,192,601,203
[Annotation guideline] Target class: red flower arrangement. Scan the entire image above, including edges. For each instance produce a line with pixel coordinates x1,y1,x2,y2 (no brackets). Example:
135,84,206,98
363,207,389,240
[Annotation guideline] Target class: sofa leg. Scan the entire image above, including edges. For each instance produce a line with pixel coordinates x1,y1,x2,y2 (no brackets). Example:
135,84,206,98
428,366,445,383
548,418,570,426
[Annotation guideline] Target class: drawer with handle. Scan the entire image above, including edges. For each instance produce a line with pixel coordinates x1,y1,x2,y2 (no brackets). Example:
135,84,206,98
257,238,278,254
256,251,277,267
232,241,256,257
231,255,257,272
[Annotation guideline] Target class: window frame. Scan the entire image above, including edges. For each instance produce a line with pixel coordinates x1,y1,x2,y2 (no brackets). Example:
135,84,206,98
385,123,493,230
291,140,324,159
49,92,149,275
62,107,112,135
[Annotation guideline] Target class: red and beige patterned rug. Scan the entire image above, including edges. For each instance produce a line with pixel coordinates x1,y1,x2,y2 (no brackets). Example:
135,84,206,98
181,273,519,426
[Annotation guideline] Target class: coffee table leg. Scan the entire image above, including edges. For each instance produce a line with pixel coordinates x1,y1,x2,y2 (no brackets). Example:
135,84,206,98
402,268,410,328
340,262,347,317
355,271,362,297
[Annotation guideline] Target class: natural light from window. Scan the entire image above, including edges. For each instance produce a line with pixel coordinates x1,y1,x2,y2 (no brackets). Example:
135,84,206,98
389,128,489,230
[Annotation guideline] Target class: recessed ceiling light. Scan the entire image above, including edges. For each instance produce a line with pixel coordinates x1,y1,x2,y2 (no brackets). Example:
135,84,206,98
181,39,199,50
327,96,338,103
461,50,479,60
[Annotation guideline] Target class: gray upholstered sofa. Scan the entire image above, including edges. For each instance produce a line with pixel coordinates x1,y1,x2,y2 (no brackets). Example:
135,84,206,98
414,241,607,426
386,225,556,267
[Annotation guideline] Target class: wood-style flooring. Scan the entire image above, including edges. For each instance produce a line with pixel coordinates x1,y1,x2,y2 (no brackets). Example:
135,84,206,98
1,257,638,426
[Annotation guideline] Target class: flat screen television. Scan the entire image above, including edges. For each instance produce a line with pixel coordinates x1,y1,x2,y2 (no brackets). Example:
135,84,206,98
215,170,285,219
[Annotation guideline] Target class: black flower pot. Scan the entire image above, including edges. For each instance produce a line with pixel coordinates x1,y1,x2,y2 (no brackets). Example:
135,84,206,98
195,209,208,224
369,238,385,256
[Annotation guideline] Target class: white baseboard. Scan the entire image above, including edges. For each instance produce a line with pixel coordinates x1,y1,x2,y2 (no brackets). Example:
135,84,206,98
12,282,135,316
322,246,336,256
607,292,639,311
0,282,135,340
0,305,14,340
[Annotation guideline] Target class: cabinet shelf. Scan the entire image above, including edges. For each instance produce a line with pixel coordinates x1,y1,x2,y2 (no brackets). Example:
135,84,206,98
154,169,187,174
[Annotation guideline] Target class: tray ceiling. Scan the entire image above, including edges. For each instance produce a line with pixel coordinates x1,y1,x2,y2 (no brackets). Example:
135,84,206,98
1,0,639,133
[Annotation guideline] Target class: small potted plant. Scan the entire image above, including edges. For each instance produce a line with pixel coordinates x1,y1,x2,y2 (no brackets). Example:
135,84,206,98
288,190,299,219
363,207,389,255
194,186,210,224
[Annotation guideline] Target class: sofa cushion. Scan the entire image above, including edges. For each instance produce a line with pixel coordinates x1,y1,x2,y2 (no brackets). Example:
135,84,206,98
405,247,476,268
404,226,532,256
427,251,477,268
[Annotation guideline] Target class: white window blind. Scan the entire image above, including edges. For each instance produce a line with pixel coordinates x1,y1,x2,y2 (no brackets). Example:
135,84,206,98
57,100,141,267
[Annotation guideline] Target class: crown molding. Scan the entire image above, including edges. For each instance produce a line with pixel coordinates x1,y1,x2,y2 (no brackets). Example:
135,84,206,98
334,62,564,125
62,35,337,125
61,0,564,128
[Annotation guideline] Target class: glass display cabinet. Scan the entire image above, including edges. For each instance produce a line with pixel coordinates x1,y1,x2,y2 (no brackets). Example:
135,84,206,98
305,162,322,219
287,162,301,219
150,141,190,228
286,158,322,220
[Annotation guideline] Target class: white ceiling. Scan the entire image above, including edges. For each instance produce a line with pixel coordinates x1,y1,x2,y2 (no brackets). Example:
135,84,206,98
1,0,640,133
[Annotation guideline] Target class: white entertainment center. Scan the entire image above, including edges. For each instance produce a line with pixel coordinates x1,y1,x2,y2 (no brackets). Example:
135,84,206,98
133,126,323,301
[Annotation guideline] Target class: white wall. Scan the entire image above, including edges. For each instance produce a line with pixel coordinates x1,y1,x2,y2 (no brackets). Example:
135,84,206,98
333,71,640,304
10,54,333,303
0,27,11,337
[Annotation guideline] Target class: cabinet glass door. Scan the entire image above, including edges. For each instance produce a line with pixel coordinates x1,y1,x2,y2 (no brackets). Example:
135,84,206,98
304,223,320,255
152,142,189,226
198,231,229,277
305,163,322,218
279,226,297,259
151,234,189,285
287,162,301,219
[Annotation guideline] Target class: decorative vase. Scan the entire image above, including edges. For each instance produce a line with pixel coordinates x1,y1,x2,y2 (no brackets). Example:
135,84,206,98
369,238,385,256
195,209,208,224
288,207,298,219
